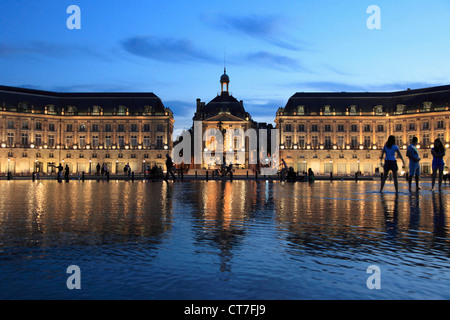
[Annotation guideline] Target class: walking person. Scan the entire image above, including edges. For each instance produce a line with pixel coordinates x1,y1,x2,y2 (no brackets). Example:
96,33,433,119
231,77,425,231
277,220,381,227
96,163,101,175
165,153,176,181
406,136,421,192
431,138,446,192
380,135,406,193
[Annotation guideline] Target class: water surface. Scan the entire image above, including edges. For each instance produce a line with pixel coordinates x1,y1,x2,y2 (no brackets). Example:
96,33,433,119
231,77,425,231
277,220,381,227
0,180,449,299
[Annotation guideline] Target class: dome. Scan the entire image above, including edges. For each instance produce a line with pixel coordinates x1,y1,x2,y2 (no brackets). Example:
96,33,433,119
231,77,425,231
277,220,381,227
220,68,229,83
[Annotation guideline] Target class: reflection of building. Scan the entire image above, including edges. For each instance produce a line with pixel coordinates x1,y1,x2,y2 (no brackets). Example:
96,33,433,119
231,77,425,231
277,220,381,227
0,86,174,174
276,85,450,175
190,70,272,171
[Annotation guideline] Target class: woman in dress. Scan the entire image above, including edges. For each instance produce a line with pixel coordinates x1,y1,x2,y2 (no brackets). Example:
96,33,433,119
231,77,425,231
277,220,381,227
380,135,406,193
431,138,446,191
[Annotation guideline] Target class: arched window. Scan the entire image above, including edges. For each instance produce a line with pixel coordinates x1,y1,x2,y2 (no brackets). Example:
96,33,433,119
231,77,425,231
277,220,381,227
374,105,383,115
66,106,77,115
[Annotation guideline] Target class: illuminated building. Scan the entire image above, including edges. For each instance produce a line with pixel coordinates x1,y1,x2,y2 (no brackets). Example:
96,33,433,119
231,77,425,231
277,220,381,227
0,86,174,174
276,85,450,175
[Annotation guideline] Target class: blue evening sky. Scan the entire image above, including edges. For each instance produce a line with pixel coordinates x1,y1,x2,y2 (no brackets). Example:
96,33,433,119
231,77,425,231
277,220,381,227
1,0,450,138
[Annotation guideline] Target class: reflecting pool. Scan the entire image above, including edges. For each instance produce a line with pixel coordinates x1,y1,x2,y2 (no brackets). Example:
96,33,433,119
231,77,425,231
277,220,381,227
0,180,449,299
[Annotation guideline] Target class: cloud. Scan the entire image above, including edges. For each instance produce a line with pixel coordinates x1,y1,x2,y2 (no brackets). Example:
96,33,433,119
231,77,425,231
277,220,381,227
202,14,301,51
0,41,109,61
241,51,305,72
121,36,219,64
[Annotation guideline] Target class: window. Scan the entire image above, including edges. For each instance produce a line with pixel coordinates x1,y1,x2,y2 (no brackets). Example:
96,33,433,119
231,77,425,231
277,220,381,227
143,124,151,132
311,136,319,148
48,123,55,131
285,124,292,132
66,135,73,147
298,136,305,149
364,136,371,148
409,122,416,131
422,121,430,130
422,134,430,147
143,136,151,148
350,124,358,132
324,136,332,149
7,133,14,146
7,120,14,129
105,135,112,148
395,136,403,146
35,122,42,130
117,124,125,132
156,136,164,148
297,106,305,115
79,124,86,132
118,135,125,148
21,133,28,146
324,106,331,115
130,154,136,159
105,124,112,132
48,135,55,148
92,106,101,115
92,153,97,158
66,153,72,158
350,136,358,149
79,135,86,148
118,153,123,159
92,124,99,132
66,124,73,132
437,120,445,129
337,136,345,148
285,136,292,149
8,152,14,158
324,124,332,132
144,154,149,159
131,135,138,148
364,124,371,132
375,106,383,115
35,134,42,146
105,153,110,159
131,124,138,132
298,124,305,132
337,124,345,132
437,133,445,142
395,123,402,132
22,121,29,130
157,124,164,132
49,153,54,158
92,135,99,148
350,106,357,115
377,124,384,132
79,154,84,159
117,106,127,115
311,124,319,132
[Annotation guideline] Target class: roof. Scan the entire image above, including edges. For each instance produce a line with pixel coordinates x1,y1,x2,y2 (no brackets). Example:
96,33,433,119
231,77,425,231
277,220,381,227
283,85,450,115
0,85,168,115
194,92,249,120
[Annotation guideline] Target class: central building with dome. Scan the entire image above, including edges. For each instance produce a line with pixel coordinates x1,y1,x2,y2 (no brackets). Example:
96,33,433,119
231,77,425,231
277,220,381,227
188,69,272,172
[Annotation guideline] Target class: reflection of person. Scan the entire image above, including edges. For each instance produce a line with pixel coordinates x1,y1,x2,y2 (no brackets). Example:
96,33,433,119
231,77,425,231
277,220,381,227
380,135,405,193
406,136,421,192
308,168,315,183
165,154,176,181
431,139,446,192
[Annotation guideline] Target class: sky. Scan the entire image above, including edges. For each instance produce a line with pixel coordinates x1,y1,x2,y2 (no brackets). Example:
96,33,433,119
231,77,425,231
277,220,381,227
1,0,450,139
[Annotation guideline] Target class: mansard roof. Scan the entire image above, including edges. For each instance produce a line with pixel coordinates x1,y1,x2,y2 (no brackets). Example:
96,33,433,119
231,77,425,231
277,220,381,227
283,85,450,115
0,85,168,115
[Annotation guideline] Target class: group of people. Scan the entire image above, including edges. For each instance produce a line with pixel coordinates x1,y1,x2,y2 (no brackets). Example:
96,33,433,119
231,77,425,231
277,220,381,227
380,135,446,193
96,163,110,176
57,163,70,180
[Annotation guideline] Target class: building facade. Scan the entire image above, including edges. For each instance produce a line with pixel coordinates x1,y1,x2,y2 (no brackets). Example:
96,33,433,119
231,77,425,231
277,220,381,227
189,69,265,171
0,86,174,175
276,85,450,176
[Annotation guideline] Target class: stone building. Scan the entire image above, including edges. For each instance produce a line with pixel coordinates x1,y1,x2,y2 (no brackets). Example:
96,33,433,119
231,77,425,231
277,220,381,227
0,86,174,175
276,85,450,176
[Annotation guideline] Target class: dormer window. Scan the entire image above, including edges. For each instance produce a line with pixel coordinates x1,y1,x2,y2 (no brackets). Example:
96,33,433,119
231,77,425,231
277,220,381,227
144,105,153,115
423,102,432,112
297,106,305,115
66,106,76,115
117,105,127,115
324,105,331,115
92,105,101,115
374,105,383,115
350,106,357,115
